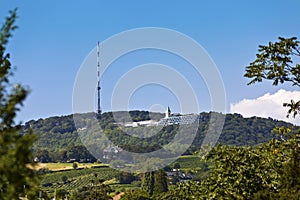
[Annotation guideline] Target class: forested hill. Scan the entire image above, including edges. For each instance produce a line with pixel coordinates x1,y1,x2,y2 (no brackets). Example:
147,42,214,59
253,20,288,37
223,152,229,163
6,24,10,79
24,111,294,157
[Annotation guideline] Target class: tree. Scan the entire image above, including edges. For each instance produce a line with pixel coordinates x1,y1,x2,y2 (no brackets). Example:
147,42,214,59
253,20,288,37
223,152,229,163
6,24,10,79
206,144,281,199
55,189,68,200
73,162,78,169
141,170,168,196
67,145,96,162
0,9,38,199
244,36,300,117
141,171,155,195
173,162,180,169
245,37,300,86
153,169,168,194
159,181,202,200
35,149,51,162
244,36,300,198
120,189,151,200
119,172,137,184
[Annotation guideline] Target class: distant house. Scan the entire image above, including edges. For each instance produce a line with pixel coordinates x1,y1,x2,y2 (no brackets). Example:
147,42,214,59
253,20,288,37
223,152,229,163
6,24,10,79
166,170,195,183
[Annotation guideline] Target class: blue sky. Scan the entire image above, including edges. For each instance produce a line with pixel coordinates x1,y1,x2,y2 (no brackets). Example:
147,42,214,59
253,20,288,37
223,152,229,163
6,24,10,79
1,1,300,123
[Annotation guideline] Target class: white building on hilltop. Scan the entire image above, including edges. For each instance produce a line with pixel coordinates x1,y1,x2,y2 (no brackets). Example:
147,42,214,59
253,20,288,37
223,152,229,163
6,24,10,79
157,106,200,126
120,107,201,127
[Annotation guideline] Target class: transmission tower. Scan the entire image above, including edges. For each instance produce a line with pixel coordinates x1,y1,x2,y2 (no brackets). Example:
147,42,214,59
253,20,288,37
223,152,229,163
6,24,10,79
97,41,102,119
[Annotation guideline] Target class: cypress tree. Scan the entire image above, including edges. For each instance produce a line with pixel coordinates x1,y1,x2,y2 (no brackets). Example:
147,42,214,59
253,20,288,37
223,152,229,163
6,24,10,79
141,171,155,195
154,169,168,194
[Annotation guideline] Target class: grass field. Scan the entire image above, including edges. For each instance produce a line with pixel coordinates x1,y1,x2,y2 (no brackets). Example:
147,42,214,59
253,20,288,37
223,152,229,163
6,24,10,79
170,155,202,170
33,162,108,171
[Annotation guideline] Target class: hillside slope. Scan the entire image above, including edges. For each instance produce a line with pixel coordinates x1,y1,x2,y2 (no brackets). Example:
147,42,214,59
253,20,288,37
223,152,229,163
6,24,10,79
24,111,294,160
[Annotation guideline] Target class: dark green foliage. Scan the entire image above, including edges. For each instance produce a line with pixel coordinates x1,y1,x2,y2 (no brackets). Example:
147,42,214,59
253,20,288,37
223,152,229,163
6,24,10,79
243,36,300,198
33,145,96,163
254,189,300,200
72,162,78,169
26,115,82,152
283,99,300,118
161,131,300,199
35,149,52,162
201,144,278,199
55,189,68,199
153,169,168,194
72,171,113,200
66,145,96,162
141,170,168,196
244,36,300,118
173,162,180,169
119,172,138,184
245,37,300,86
69,184,112,200
253,130,300,199
159,181,202,200
120,189,151,200
0,9,38,199
141,172,155,195
280,135,300,190
25,111,293,162
61,175,68,183
130,110,150,122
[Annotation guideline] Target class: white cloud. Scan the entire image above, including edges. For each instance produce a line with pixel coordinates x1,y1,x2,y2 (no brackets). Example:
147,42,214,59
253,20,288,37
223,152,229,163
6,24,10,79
230,89,300,125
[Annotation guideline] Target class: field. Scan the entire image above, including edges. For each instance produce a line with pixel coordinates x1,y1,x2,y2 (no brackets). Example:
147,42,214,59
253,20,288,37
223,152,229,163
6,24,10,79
34,162,108,171
41,167,119,193
170,155,202,170
39,155,202,196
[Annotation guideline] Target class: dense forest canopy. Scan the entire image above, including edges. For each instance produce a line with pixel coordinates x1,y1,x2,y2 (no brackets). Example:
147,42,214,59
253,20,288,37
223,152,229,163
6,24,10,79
24,110,295,163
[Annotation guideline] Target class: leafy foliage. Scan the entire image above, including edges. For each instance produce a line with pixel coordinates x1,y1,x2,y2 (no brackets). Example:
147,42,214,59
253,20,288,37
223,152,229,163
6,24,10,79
141,172,155,195
245,36,300,118
157,131,300,199
283,99,300,118
153,169,168,194
24,111,294,163
159,181,202,200
253,129,300,199
69,183,112,200
120,189,151,200
73,162,78,169
0,9,38,199
119,172,138,184
200,143,280,199
245,37,300,86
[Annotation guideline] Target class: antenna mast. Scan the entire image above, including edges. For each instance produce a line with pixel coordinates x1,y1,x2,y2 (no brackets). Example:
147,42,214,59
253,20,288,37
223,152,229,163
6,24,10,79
97,41,102,119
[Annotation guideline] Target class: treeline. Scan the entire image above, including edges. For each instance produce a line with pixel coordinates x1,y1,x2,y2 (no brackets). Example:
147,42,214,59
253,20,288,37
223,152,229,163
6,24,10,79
34,145,96,163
